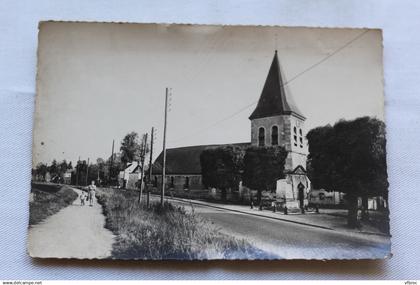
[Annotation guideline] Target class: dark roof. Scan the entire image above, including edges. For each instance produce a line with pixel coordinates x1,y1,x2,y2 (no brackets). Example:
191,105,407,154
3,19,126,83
249,51,305,120
152,143,250,175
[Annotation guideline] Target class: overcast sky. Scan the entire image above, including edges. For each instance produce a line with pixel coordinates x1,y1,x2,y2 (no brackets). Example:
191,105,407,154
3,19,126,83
33,22,384,166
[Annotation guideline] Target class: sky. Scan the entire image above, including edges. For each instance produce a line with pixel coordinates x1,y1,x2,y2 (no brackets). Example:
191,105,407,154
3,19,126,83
33,22,384,166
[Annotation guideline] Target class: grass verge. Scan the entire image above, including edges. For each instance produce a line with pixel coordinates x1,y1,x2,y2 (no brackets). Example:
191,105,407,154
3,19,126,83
96,188,272,260
29,185,78,225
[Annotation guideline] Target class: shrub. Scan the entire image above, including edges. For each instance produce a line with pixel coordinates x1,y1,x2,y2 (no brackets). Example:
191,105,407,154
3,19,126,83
96,189,268,259
29,186,78,225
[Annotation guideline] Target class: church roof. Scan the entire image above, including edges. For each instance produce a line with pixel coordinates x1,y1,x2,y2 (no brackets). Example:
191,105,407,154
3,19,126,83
249,51,305,120
152,143,250,175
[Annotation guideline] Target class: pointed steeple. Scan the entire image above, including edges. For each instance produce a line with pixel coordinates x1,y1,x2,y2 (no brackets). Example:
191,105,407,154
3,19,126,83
249,51,305,120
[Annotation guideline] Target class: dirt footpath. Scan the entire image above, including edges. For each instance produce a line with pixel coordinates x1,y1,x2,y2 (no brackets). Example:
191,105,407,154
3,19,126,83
28,188,115,259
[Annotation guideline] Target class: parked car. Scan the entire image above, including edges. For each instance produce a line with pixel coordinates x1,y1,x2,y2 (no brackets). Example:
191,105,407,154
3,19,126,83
308,189,344,206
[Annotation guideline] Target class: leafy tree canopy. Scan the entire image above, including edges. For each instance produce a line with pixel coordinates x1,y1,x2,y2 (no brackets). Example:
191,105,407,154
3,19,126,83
242,146,288,192
120,132,142,165
307,116,388,198
200,145,245,191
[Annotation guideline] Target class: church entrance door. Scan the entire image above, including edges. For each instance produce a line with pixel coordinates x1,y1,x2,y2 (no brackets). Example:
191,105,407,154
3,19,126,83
298,182,305,209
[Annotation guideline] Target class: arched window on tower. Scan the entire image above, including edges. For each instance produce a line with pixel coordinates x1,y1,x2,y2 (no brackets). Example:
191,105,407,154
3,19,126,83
299,128,303,148
271,126,278,146
293,126,298,146
258,127,265,147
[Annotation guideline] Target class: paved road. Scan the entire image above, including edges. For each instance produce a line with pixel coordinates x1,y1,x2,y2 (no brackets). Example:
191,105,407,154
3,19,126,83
154,196,391,259
28,188,115,259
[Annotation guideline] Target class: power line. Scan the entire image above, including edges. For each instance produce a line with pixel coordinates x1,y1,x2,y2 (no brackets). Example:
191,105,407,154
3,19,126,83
169,29,370,144
282,30,369,86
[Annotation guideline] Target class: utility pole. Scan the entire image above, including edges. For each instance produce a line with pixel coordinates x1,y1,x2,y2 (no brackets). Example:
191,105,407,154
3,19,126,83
85,157,89,186
148,127,154,182
97,162,100,185
161,88,169,206
147,127,155,208
138,133,148,204
109,139,114,186
76,156,80,186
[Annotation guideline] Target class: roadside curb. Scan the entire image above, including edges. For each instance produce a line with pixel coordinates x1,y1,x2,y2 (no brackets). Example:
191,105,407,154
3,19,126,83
159,195,335,231
177,197,391,237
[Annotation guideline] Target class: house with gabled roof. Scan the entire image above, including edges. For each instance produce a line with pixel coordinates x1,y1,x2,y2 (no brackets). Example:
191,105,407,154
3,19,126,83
152,51,310,204
119,161,142,189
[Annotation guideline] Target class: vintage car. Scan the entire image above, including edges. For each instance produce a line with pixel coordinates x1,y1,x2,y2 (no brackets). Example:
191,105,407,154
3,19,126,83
308,189,344,206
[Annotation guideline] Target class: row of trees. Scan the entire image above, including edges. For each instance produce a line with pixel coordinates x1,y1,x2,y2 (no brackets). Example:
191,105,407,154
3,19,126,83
33,159,73,182
200,117,388,228
33,131,150,186
306,117,388,227
200,145,288,205
72,158,109,186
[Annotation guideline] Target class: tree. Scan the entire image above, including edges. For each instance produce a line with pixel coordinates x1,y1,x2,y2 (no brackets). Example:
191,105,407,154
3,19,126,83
242,146,288,207
307,117,388,227
137,133,150,175
75,160,88,186
49,159,59,180
67,161,73,170
93,158,107,185
87,163,100,186
35,163,48,181
120,132,142,166
305,124,335,191
200,145,244,201
107,153,123,186
59,160,68,176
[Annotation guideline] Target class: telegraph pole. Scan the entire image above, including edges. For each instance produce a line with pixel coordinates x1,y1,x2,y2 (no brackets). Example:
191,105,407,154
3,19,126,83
85,157,89,186
161,88,169,206
148,127,154,182
147,127,154,208
76,156,80,186
139,133,148,204
109,139,114,185
97,162,100,184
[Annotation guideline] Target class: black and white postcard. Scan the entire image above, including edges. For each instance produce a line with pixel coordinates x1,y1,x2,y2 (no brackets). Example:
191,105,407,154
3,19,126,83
29,22,390,260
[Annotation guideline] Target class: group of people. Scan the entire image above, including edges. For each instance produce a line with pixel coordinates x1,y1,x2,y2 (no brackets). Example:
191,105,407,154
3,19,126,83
80,180,96,207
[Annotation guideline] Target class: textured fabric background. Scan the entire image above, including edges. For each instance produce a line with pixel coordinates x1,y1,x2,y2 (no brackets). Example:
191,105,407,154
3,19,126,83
0,0,419,280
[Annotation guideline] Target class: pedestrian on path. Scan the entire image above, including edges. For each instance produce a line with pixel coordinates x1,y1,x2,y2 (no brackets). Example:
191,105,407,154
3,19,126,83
79,191,86,206
88,180,96,207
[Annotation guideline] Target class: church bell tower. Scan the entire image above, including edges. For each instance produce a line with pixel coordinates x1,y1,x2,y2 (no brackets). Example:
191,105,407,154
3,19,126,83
249,51,309,205
249,50,307,172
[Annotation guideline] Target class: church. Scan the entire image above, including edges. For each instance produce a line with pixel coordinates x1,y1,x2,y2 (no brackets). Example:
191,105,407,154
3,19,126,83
152,51,310,206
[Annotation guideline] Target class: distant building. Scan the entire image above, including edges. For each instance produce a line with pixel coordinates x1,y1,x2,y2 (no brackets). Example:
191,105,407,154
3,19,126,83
45,172,51,183
152,51,310,206
119,161,142,189
152,143,250,192
63,170,72,184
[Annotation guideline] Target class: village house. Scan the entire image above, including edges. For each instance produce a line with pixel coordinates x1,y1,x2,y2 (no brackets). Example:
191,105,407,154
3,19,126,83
152,51,311,206
119,161,142,189
62,170,72,184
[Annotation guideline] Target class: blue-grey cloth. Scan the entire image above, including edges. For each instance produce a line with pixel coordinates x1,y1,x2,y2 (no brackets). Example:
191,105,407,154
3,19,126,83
0,0,420,280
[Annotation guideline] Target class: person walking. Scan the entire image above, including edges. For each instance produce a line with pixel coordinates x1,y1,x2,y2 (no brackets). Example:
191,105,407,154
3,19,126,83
79,191,86,206
88,180,96,207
